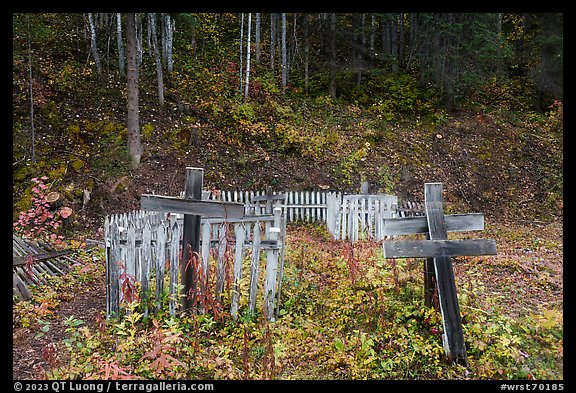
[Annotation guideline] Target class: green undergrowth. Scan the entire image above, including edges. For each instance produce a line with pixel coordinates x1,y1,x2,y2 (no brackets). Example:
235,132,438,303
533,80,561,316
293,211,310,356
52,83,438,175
15,223,562,380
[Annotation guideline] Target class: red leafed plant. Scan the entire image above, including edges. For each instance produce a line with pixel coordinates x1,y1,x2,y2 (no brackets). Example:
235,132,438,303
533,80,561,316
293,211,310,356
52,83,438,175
117,261,138,305
13,176,64,246
140,319,185,378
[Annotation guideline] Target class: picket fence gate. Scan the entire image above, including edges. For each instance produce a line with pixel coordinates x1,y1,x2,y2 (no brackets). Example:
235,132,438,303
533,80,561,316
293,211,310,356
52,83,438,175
105,206,286,320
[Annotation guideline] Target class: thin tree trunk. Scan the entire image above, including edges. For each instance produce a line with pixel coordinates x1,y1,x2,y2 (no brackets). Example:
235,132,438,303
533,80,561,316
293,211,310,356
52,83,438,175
255,13,261,63
303,13,309,93
27,14,35,163
244,13,252,98
149,13,164,106
136,13,143,67
355,14,363,86
270,13,276,74
116,13,125,76
87,13,102,73
161,13,167,68
370,14,376,60
126,13,142,169
281,13,287,92
329,13,337,100
165,14,174,74
239,13,244,93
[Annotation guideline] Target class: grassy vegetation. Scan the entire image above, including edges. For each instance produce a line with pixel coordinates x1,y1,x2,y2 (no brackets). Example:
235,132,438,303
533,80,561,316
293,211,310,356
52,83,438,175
13,221,562,380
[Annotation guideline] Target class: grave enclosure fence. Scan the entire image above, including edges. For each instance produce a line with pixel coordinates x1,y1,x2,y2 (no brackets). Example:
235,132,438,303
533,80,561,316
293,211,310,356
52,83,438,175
105,206,285,321
105,187,423,320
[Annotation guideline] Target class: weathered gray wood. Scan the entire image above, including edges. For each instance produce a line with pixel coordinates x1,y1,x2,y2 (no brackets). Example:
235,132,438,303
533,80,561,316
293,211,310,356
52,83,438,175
126,221,136,280
155,221,166,309
264,207,281,321
231,223,246,318
200,221,211,290
181,167,203,314
248,222,262,313
275,204,288,318
140,194,244,219
251,193,287,202
13,250,73,266
169,220,180,316
382,239,497,258
381,213,485,236
141,220,151,315
425,183,467,365
215,223,228,298
13,272,32,301
108,223,121,318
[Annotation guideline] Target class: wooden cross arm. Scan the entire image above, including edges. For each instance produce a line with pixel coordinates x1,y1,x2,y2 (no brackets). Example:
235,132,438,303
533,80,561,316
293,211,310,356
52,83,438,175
383,239,497,259
250,193,287,202
382,213,485,236
140,194,244,219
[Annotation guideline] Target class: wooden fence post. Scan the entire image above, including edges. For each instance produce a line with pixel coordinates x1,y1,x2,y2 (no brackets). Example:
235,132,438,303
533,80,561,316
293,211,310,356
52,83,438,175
181,167,203,313
264,205,282,321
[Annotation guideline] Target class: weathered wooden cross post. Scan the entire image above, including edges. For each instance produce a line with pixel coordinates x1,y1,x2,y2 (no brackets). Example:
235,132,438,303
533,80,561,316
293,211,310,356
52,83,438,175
381,183,497,365
140,167,244,314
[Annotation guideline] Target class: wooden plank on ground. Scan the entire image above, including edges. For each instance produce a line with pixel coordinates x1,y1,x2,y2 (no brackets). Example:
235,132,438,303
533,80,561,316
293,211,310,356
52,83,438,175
13,250,73,266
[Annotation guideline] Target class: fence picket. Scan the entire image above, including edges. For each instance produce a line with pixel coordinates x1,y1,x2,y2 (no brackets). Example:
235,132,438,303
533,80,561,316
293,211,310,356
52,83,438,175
248,222,262,313
155,221,166,310
215,223,228,298
169,219,180,316
231,223,246,318
107,222,120,318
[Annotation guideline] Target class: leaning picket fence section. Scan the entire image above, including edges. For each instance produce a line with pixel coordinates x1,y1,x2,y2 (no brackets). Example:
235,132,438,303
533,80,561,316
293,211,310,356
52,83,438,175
105,208,286,320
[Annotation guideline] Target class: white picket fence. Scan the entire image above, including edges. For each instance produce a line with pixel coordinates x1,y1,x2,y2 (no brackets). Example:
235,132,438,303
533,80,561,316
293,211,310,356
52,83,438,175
212,189,423,241
208,189,336,222
105,205,286,321
326,193,399,241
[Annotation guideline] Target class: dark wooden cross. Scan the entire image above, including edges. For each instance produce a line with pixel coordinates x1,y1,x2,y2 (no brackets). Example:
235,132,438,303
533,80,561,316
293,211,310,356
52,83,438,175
250,186,287,215
381,182,497,365
140,167,244,313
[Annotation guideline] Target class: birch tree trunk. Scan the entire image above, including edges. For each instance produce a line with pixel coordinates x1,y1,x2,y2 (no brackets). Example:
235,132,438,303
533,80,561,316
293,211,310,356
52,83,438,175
239,13,244,93
116,13,125,76
329,13,337,100
255,13,261,63
244,13,252,98
281,13,287,93
161,13,174,74
270,13,276,74
87,13,102,73
136,13,143,67
148,13,164,106
126,13,142,169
